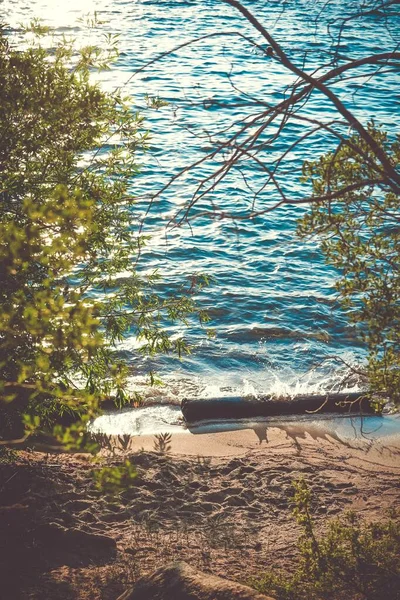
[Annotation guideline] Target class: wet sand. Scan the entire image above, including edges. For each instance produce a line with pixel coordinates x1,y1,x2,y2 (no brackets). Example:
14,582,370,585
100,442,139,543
119,417,400,469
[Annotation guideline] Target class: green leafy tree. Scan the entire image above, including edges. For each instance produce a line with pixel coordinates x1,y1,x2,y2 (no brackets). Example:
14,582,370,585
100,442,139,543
0,23,205,443
298,125,400,402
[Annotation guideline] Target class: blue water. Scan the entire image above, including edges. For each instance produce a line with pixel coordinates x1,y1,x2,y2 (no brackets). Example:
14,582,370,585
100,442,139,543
3,0,400,402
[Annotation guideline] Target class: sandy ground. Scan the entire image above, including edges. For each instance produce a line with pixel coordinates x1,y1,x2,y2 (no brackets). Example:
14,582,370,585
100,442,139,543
127,423,400,466
0,427,399,600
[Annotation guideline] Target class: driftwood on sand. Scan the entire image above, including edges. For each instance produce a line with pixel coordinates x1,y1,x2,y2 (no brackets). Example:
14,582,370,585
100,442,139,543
181,392,377,422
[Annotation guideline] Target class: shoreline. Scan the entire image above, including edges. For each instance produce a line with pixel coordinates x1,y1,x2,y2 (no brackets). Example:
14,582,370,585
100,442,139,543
121,425,400,468
92,406,400,466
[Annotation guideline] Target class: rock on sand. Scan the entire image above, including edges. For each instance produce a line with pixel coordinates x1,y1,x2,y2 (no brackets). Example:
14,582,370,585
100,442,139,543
117,561,275,600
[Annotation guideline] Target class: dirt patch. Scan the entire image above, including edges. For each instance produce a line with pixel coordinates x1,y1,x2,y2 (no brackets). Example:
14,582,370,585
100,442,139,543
0,435,399,600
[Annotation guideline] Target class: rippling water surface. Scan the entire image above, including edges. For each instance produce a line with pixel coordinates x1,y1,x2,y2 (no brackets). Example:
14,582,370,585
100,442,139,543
3,0,400,401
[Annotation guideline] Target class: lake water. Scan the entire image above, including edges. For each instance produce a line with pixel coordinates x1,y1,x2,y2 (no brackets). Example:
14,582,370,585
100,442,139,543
3,0,400,404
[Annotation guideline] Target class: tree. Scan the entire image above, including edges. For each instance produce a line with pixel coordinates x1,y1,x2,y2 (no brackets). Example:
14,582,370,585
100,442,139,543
146,0,400,403
0,22,205,443
298,125,400,402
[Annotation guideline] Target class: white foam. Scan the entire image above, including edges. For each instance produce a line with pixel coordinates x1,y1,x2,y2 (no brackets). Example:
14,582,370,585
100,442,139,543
89,404,186,436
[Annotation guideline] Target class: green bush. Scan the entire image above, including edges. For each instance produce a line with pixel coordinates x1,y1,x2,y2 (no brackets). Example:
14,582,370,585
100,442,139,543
252,480,400,600
0,22,205,444
299,125,400,402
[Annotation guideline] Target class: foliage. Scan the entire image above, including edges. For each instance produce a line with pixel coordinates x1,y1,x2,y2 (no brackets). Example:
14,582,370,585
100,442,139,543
252,479,400,600
90,433,114,453
117,433,132,452
92,458,137,495
0,23,207,442
153,432,172,454
0,446,18,464
298,124,400,402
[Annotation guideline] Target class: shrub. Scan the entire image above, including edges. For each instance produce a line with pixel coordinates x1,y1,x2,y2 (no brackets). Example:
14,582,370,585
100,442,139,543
252,480,400,600
0,22,205,444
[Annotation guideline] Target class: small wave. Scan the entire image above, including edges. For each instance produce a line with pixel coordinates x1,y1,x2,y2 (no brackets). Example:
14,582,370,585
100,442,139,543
224,325,334,343
119,355,365,409
90,404,185,436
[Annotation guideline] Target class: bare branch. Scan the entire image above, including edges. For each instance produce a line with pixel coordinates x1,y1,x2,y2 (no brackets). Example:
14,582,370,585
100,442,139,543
222,0,400,189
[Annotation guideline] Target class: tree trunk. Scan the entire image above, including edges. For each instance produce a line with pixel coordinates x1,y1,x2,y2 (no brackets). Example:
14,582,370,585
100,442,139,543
181,392,377,422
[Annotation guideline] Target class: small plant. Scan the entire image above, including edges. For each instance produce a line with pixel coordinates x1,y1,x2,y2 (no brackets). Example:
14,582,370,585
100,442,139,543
252,479,400,600
196,455,212,470
203,513,241,550
117,434,132,452
91,433,114,452
132,392,144,408
153,432,172,454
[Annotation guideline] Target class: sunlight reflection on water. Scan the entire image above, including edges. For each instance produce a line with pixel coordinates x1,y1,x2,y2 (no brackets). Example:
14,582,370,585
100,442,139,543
4,0,400,401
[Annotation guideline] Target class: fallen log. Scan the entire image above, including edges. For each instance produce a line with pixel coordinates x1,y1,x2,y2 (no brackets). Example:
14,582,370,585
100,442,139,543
181,392,378,422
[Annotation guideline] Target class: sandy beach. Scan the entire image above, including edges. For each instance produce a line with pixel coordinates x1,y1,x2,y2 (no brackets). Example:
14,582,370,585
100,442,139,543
126,421,400,465
1,427,399,600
